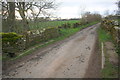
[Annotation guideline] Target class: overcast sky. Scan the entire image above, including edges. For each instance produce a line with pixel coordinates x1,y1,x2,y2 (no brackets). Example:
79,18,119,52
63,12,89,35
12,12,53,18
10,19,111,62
55,0,118,19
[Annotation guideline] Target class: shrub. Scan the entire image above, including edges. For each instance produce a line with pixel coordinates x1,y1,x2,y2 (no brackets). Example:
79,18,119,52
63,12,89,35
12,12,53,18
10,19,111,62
42,27,59,41
101,19,120,54
1,32,24,57
80,19,88,25
23,27,60,48
1,27,60,58
73,22,81,28
1,32,23,43
61,23,71,28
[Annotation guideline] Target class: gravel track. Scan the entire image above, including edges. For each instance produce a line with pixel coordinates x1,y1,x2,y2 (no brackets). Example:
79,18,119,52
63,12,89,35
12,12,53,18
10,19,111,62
3,23,101,78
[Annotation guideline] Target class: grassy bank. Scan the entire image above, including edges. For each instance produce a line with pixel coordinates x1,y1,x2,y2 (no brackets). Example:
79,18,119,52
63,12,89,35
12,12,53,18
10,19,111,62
98,27,112,42
97,27,118,78
2,21,98,61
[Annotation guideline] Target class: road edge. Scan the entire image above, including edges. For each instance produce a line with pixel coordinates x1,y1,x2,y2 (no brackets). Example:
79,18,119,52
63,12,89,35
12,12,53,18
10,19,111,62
84,24,102,78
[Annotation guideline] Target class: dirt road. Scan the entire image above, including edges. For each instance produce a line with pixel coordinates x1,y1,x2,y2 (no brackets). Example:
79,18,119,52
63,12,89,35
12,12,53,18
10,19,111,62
3,23,101,78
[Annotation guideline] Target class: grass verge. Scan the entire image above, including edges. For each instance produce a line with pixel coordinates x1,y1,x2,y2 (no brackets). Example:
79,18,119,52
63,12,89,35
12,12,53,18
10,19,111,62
98,27,112,42
2,21,98,61
97,27,118,78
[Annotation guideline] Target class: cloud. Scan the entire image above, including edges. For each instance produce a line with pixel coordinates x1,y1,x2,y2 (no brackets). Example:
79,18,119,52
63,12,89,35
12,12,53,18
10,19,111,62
57,6,80,19
56,0,117,18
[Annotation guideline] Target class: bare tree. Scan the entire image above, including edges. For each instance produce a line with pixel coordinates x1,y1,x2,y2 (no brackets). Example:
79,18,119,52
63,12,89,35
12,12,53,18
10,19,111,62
81,12,101,24
78,5,86,18
16,2,31,31
2,1,15,32
8,2,15,32
30,0,57,21
116,0,120,15
2,0,57,32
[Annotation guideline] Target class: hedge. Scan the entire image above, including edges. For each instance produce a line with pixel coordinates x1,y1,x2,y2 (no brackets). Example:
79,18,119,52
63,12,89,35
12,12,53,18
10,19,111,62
24,27,60,48
1,32,24,57
2,22,83,58
101,19,120,54
1,27,60,57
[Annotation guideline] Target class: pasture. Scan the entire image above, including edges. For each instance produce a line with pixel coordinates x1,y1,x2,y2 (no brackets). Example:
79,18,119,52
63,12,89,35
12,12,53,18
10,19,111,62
29,20,80,30
3,20,80,33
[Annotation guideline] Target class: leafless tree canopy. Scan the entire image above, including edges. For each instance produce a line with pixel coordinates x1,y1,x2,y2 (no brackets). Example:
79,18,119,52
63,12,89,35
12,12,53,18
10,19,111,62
2,0,57,20
81,12,101,24
1,0,57,32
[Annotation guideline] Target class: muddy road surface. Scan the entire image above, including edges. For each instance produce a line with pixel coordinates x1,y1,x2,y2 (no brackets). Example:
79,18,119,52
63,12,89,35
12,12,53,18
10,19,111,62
3,23,101,78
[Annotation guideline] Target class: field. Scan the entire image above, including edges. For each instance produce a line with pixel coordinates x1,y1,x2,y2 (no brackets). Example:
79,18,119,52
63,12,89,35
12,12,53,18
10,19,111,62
5,20,80,33
3,20,80,33
29,20,80,30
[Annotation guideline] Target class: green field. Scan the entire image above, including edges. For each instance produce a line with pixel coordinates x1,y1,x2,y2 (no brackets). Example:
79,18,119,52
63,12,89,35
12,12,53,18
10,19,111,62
9,20,80,33
3,20,80,33
29,20,80,30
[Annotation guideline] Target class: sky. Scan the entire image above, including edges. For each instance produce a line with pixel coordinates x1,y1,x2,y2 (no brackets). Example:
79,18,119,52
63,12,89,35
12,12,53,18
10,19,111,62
55,0,118,19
